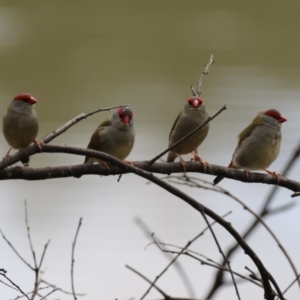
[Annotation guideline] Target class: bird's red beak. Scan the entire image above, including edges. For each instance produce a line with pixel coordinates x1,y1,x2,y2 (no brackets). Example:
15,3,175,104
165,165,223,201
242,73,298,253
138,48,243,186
187,97,203,108
122,116,130,124
279,116,287,123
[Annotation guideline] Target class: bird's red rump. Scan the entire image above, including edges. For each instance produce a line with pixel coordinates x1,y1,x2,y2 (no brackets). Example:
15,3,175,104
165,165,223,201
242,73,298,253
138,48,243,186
187,97,203,108
14,93,38,105
264,109,287,123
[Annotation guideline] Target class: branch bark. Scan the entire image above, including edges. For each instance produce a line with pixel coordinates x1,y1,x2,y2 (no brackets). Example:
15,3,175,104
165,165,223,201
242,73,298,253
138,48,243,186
0,144,299,196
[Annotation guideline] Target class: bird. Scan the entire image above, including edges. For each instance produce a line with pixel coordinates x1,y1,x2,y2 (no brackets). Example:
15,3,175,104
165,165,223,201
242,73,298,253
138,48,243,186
83,106,135,165
3,93,39,166
167,96,209,170
213,109,287,185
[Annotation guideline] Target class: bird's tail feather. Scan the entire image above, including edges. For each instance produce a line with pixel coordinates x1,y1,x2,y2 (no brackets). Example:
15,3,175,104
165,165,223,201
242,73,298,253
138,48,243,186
213,161,233,186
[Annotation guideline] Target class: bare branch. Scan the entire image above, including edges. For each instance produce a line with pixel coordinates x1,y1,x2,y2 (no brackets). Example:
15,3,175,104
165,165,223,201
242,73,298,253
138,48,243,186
0,146,299,194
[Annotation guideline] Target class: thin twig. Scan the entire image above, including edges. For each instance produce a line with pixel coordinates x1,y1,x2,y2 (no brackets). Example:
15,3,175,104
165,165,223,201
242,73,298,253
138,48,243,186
0,273,30,300
126,265,170,298
150,240,265,293
245,264,282,298
42,104,130,144
280,274,300,297
25,199,37,269
0,229,34,270
245,266,263,284
13,286,53,300
185,252,263,288
38,240,51,270
39,288,58,300
190,85,196,96
140,211,231,300
71,218,83,300
267,202,296,216
24,200,40,300
41,279,86,297
200,211,241,300
135,217,196,298
196,53,214,96
148,105,226,165
0,278,18,291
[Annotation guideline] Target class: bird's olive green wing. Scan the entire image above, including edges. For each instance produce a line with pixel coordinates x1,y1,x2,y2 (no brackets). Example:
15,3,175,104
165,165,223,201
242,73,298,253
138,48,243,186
237,114,263,146
84,119,112,163
169,111,182,140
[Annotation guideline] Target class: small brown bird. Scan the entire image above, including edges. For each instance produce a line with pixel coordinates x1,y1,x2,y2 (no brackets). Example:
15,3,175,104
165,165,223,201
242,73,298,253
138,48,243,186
213,109,287,185
84,106,135,164
167,96,209,169
3,93,39,165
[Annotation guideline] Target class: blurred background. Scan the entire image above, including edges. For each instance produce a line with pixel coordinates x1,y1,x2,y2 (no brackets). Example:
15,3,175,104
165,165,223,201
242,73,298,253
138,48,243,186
1,1,300,299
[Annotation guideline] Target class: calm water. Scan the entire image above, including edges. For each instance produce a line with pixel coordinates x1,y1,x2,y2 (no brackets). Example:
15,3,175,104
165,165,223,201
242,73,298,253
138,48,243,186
1,2,300,299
